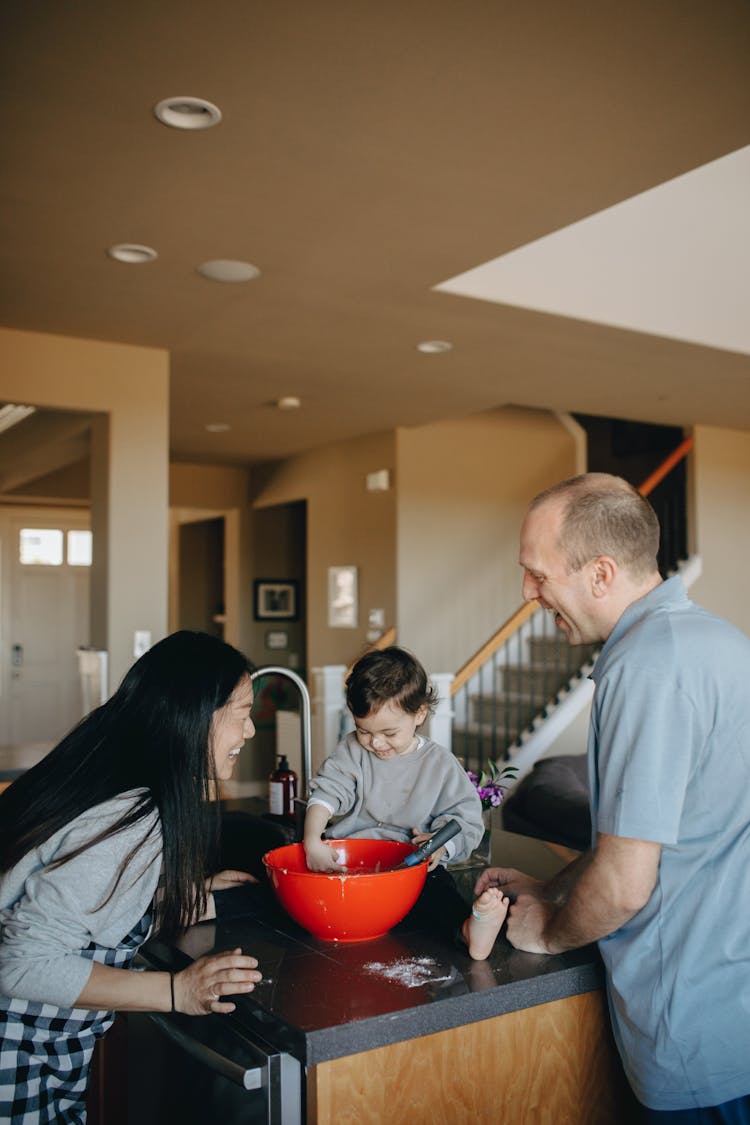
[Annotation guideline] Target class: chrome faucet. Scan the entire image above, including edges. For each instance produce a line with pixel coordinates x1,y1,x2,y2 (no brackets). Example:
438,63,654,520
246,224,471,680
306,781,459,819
250,666,312,797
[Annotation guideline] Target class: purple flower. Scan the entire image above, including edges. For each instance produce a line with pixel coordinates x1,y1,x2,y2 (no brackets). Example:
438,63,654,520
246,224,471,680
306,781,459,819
466,760,518,811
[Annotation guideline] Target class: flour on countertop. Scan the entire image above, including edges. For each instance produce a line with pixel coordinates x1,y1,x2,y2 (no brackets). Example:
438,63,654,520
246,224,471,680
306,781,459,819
362,955,452,988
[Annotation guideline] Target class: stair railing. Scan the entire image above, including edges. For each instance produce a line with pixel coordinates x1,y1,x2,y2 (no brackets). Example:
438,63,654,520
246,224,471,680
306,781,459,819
450,435,693,773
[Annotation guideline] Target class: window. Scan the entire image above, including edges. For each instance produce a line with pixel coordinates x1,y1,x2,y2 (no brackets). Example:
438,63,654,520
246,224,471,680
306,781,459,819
19,528,92,567
19,528,64,566
67,529,92,566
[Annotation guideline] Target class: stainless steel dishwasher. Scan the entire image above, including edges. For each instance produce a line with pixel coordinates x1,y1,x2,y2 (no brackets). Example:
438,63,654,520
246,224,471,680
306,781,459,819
128,968,302,1124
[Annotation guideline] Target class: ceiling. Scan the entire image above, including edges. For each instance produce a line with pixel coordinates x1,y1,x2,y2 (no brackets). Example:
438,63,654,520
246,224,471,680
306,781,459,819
2,0,750,479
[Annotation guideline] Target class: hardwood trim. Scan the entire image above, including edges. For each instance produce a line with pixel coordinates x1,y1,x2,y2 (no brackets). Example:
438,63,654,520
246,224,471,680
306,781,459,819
451,600,538,695
370,625,397,651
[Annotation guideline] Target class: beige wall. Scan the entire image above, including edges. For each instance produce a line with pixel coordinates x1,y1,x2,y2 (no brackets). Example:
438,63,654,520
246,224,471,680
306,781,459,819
396,407,577,672
253,408,578,677
170,462,250,510
690,424,750,636
252,432,397,670
0,327,169,690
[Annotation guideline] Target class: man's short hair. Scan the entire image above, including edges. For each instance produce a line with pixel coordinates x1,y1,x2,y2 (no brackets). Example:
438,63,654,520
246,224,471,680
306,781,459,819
530,473,660,580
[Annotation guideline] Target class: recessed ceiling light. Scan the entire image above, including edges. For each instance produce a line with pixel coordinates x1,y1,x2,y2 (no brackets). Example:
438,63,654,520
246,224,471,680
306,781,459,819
276,396,301,410
154,96,222,130
416,340,453,354
196,259,261,283
205,422,231,433
107,243,158,264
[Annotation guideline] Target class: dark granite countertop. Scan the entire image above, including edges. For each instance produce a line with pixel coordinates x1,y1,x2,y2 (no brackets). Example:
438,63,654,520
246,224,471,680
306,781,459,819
138,826,602,1067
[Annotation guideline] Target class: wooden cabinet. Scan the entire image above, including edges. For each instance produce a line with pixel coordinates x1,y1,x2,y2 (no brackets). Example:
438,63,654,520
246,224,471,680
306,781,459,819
87,1014,128,1125
308,990,638,1125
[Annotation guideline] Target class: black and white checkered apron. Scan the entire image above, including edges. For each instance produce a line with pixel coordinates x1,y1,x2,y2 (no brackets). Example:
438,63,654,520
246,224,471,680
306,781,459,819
0,908,152,1124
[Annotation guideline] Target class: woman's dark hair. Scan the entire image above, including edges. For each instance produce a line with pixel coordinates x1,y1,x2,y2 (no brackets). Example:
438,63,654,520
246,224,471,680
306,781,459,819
0,630,254,941
345,645,437,719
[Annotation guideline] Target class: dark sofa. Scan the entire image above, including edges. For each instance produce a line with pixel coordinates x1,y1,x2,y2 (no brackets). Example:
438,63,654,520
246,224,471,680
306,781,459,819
501,753,591,851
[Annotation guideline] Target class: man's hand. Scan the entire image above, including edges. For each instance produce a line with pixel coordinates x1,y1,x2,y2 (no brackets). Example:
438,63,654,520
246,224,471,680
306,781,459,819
474,865,544,901
497,834,662,955
506,894,557,954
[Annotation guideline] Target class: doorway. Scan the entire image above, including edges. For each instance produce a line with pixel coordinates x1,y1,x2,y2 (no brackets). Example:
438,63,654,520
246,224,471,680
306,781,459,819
169,507,240,644
178,516,225,637
573,415,688,574
0,506,91,747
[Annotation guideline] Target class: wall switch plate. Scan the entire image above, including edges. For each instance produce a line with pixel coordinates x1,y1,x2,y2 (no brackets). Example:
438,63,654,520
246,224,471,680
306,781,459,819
366,608,386,643
133,630,152,658
366,469,390,492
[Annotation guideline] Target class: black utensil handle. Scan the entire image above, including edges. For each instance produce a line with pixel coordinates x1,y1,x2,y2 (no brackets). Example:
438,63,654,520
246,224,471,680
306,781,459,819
403,818,461,867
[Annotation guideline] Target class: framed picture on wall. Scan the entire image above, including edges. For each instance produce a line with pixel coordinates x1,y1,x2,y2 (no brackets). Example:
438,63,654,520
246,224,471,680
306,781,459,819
254,579,299,621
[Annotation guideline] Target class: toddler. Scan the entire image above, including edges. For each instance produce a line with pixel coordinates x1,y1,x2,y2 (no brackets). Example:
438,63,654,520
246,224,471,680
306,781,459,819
304,645,508,960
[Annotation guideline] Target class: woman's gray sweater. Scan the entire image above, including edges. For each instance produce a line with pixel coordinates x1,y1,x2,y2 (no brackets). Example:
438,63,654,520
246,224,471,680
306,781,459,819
0,791,162,1007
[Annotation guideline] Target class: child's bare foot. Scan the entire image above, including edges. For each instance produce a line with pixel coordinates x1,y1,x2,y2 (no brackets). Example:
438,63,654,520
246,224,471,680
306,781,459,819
461,887,509,960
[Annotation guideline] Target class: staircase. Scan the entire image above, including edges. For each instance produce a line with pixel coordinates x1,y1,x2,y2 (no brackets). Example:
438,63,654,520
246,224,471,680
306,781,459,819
452,631,599,771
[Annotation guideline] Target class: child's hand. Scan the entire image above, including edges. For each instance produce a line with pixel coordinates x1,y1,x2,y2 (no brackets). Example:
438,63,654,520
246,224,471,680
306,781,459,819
304,839,345,873
411,828,446,871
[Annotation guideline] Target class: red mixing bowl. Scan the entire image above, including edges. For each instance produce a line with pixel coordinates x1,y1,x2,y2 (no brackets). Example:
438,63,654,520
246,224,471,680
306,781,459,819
263,838,428,942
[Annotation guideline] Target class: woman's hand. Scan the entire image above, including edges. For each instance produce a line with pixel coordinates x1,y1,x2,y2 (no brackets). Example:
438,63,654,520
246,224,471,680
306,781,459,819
207,869,258,892
199,869,258,922
173,947,263,1015
304,839,344,872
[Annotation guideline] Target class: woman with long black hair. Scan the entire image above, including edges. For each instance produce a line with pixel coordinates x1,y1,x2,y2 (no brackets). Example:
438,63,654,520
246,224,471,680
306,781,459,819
0,630,263,1123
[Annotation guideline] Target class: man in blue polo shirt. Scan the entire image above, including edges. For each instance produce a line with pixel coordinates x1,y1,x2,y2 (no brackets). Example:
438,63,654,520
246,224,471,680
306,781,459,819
477,472,750,1122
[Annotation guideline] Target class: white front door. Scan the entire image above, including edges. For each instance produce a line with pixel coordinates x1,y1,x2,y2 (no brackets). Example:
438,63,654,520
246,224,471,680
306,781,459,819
1,509,91,746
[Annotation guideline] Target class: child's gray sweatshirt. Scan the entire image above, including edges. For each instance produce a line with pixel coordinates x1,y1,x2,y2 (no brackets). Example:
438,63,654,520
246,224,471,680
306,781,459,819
308,733,484,863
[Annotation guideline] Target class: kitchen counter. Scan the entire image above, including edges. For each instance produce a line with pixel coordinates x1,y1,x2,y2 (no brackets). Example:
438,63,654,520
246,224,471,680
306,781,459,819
136,823,638,1123
140,825,600,1068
